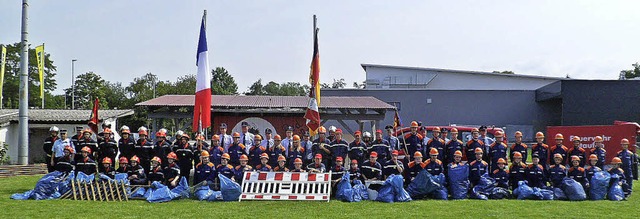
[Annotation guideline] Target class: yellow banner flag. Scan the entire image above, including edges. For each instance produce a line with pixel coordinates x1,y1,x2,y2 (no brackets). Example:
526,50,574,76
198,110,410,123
1,45,6,106
35,44,45,100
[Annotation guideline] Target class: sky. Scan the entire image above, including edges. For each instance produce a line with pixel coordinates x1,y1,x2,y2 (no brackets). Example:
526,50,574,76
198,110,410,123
1,0,640,95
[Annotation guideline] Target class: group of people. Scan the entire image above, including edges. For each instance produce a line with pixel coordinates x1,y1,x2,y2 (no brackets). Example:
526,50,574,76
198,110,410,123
43,120,637,197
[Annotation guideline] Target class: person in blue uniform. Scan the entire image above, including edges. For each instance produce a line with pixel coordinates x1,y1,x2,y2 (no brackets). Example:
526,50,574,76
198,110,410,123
55,146,76,174
550,134,569,165
288,135,305,169
44,126,60,173
348,159,365,183
466,128,485,162
311,126,331,168
248,137,267,168
361,152,383,180
234,155,253,185
585,154,602,183
370,130,391,166
548,153,567,188
164,152,181,188
116,157,130,174
118,128,135,160
567,136,587,167
426,127,446,162
590,136,606,169
273,155,289,172
405,121,424,161
567,155,588,190
134,129,154,174
153,131,172,166
268,135,287,167
291,158,305,173
509,152,527,190
489,131,508,172
383,150,404,179
173,134,193,184
491,158,509,189
208,135,225,167
101,157,116,179
217,153,236,181
526,154,546,188
404,151,427,186
307,154,327,173
446,150,464,178
531,132,549,168
348,131,367,165
194,151,216,185
617,138,636,190
445,128,464,165
127,156,147,185
76,146,97,176
227,132,247,167
148,156,165,184
424,148,444,176
510,131,528,164
329,129,349,169
384,125,400,151
469,148,488,187
255,153,273,172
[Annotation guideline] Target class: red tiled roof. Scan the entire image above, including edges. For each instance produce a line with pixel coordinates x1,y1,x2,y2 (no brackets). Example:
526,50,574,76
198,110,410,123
136,95,395,110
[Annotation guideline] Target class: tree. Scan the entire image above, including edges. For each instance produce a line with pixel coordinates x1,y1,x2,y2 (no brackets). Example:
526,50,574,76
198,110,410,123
211,67,238,95
620,62,640,79
492,71,515,74
0,43,58,109
245,79,266,95
352,81,366,89
171,74,196,95
331,78,346,88
64,72,108,109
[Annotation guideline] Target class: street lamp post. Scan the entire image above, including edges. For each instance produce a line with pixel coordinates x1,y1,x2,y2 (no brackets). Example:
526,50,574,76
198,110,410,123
71,59,76,109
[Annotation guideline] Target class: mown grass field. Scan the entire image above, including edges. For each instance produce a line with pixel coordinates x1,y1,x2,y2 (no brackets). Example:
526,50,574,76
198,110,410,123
1,175,639,219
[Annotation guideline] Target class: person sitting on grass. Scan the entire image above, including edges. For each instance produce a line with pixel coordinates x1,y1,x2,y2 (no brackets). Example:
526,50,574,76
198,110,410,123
255,153,273,172
548,154,567,188
55,146,76,174
101,157,116,179
273,155,289,172
234,155,253,185
164,152,181,189
76,146,97,176
116,157,130,174
128,156,147,185
194,151,216,185
567,155,588,190
585,154,602,183
148,156,165,184
217,153,235,181
491,158,509,189
291,158,305,173
307,154,326,173
349,159,365,183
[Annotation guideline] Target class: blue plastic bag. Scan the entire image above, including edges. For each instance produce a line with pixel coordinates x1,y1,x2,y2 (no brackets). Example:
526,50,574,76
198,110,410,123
219,174,241,201
407,170,440,198
11,171,65,200
147,182,173,203
375,184,395,203
561,178,586,201
589,171,610,200
448,165,469,199
207,191,224,201
130,187,146,198
75,172,94,183
195,185,214,201
489,187,510,199
471,173,495,200
58,171,75,195
352,180,369,201
170,177,190,199
608,174,625,201
336,174,355,202
539,189,554,200
513,181,534,200
390,175,411,202
553,187,567,200
431,187,448,200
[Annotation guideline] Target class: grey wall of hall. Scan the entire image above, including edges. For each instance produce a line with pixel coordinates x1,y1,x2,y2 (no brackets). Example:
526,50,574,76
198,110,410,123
561,80,640,126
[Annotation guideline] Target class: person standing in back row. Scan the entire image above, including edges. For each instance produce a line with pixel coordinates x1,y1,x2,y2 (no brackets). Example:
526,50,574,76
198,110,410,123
531,132,549,168
510,131,528,164
240,122,254,154
590,136,606,169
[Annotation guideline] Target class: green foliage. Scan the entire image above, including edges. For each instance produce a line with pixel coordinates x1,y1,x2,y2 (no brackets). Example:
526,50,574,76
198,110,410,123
620,62,640,79
245,79,309,96
64,72,108,109
492,70,515,74
0,43,58,109
211,67,238,95
331,78,346,89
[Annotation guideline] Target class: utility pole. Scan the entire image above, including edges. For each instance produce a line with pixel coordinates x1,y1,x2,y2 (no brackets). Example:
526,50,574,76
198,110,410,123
18,0,29,165
71,59,77,109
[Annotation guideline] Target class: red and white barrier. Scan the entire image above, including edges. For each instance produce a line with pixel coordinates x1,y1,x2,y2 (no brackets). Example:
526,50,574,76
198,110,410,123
239,171,332,202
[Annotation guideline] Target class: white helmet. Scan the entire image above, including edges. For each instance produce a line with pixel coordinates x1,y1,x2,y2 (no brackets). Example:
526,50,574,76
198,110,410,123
138,126,147,132
363,131,372,138
329,126,337,132
49,126,59,132
120,125,130,131
159,128,168,134
175,130,184,137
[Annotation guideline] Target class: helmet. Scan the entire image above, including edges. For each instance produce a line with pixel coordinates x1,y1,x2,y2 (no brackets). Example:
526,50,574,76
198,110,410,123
413,151,423,158
429,148,439,156
621,138,630,145
120,125,130,131
329,126,337,132
138,126,147,132
391,150,399,156
273,135,282,140
260,153,269,159
572,136,580,142
611,157,622,164
81,146,92,153
103,128,112,134
292,135,300,141
138,130,148,136
513,152,523,158
555,133,564,140
119,157,129,164
159,128,167,134
175,130,184,137
515,131,523,137
453,150,462,157
294,158,303,164
594,136,603,143
155,131,166,137
167,152,178,160
474,148,483,154
375,129,383,134
318,126,327,133
370,151,378,158
363,131,372,138
571,155,580,162
102,157,112,164
130,156,140,163
254,134,263,141
212,134,220,141
553,153,563,159
410,121,419,128
535,132,545,138
335,129,343,134
278,155,286,162
239,155,248,161
589,154,598,161
121,129,130,134
195,134,205,141
63,146,74,153
221,153,230,160
315,154,323,159
351,159,358,164
432,127,441,132
151,156,162,164
201,151,210,157
471,128,479,133
450,128,458,133
49,126,60,132
497,158,507,164
232,132,241,138
494,131,504,138
336,157,344,162
82,128,93,134
181,134,190,140
354,131,361,136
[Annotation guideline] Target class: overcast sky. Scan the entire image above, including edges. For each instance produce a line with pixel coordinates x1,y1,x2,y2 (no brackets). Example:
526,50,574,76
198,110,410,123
2,0,639,95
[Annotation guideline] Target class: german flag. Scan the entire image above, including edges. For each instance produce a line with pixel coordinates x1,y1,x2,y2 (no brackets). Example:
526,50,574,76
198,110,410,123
304,16,321,136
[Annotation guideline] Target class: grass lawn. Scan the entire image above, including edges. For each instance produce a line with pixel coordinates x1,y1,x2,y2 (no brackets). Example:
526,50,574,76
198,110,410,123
1,175,639,218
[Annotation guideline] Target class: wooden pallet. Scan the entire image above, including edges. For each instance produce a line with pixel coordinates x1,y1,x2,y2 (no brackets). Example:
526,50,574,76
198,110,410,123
59,179,129,201
0,164,48,178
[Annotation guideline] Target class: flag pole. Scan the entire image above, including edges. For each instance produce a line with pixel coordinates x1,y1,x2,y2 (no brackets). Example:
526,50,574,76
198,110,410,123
41,43,45,109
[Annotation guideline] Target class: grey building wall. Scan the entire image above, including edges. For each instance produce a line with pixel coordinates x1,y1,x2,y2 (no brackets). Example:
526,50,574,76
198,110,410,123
561,80,640,126
322,89,551,140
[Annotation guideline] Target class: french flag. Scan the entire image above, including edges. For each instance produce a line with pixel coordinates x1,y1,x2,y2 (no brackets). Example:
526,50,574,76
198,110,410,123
193,12,212,132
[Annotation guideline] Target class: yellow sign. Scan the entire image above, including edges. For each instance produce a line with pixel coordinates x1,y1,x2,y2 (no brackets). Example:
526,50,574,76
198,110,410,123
1,45,6,105
35,44,45,99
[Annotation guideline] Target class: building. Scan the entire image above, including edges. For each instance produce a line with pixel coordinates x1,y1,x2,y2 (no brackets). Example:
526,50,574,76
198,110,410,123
323,64,640,141
0,109,133,164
